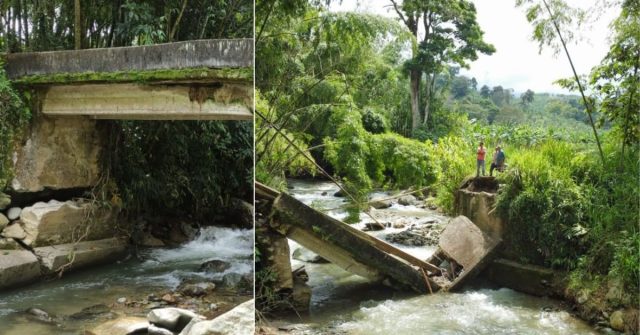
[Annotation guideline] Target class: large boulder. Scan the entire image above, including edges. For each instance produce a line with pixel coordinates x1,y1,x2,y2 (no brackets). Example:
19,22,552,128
292,247,327,263
34,237,128,274
19,199,118,247
147,307,202,333
0,214,10,231
0,237,21,250
89,316,149,335
0,250,41,290
1,223,27,240
10,116,102,193
6,207,21,220
227,198,254,229
179,299,254,335
199,259,231,273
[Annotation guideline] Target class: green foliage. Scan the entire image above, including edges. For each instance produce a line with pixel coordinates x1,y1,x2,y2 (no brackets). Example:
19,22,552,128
425,136,474,213
0,65,30,188
361,108,388,134
1,0,252,52
107,120,252,221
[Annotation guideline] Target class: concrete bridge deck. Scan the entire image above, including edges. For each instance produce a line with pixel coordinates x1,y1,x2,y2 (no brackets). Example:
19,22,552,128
3,39,253,120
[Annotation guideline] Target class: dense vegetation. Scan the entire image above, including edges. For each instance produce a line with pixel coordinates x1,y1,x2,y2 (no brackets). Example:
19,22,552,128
0,1,254,222
256,0,638,309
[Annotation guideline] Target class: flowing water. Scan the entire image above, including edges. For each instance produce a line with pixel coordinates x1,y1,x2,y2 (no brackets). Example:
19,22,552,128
280,179,600,335
0,226,253,335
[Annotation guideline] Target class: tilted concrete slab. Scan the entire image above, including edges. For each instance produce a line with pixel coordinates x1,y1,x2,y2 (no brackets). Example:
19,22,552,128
0,250,41,290
430,215,502,291
4,39,252,80
34,237,129,274
41,83,253,120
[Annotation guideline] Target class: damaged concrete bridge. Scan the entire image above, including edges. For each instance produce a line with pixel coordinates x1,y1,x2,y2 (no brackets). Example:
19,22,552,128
256,182,502,300
5,39,253,120
0,39,253,290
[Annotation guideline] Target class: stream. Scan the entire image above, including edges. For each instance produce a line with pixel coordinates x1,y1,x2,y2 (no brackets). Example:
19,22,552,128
278,179,601,335
0,226,253,335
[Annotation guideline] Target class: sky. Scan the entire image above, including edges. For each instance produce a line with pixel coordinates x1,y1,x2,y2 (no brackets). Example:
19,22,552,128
329,0,618,94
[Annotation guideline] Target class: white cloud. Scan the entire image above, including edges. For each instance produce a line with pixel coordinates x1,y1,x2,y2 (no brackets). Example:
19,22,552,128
329,0,618,94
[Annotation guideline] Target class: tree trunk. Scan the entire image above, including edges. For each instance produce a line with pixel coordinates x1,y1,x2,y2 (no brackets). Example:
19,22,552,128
74,0,81,49
169,0,188,42
410,69,421,132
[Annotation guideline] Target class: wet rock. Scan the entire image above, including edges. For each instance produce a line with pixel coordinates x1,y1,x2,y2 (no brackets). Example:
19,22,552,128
610,310,624,332
1,222,27,240
179,299,254,335
7,207,21,220
363,222,385,231
179,282,215,297
25,307,55,324
0,213,8,230
228,198,254,229
199,259,231,273
292,247,327,263
162,294,177,304
139,235,166,247
117,297,127,304
0,193,11,210
392,222,406,229
69,304,113,321
370,199,392,209
398,195,417,206
321,191,328,196
147,307,201,332
333,190,345,197
0,250,40,289
385,228,438,246
90,316,149,335
19,200,118,247
180,222,200,240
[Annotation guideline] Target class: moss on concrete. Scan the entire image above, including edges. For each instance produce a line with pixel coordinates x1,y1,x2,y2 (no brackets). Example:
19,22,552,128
11,67,252,86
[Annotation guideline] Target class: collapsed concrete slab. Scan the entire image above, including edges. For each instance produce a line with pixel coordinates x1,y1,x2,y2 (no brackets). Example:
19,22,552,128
19,200,118,247
0,250,41,290
427,215,501,291
34,237,128,274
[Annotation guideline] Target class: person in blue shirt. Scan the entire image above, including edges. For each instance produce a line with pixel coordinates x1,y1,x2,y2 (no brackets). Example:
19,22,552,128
490,145,506,176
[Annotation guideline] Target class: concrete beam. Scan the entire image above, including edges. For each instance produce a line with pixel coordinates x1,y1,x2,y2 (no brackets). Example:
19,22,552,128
40,83,253,120
4,39,253,80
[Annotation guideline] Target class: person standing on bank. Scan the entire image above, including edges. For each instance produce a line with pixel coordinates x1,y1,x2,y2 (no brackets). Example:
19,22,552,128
490,145,505,176
476,141,486,177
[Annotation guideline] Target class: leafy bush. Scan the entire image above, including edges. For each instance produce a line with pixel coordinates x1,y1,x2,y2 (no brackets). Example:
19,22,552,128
425,135,474,213
361,108,388,134
0,65,30,188
107,120,253,221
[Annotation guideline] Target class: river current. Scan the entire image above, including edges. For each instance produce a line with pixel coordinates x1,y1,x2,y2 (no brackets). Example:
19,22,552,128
0,226,253,335
278,179,601,335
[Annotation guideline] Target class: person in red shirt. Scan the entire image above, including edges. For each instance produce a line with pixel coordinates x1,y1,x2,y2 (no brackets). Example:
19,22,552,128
476,141,486,177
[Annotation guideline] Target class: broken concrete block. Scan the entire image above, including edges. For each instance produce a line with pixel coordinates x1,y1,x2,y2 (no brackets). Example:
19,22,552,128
20,200,118,247
0,250,41,290
34,237,128,274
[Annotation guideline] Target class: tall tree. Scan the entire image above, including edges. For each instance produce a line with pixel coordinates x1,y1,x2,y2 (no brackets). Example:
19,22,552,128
390,0,422,133
521,89,535,109
391,0,494,132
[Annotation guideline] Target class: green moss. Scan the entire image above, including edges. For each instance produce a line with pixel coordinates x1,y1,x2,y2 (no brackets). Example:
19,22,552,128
11,67,253,86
